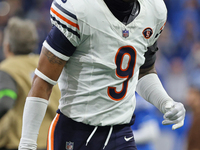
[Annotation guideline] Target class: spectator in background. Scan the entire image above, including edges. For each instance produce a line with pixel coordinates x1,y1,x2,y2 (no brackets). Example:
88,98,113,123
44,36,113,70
184,41,200,74
185,42,200,149
164,57,189,103
155,57,189,150
186,80,200,150
0,17,60,150
132,94,160,150
177,18,199,59
156,23,177,60
0,0,53,61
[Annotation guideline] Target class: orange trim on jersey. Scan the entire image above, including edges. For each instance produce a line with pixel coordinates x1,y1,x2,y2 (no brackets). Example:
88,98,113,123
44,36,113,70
51,7,80,30
47,113,60,150
160,22,166,30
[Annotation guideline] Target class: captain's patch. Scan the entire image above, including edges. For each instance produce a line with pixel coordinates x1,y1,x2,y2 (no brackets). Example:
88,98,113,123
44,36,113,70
142,27,153,39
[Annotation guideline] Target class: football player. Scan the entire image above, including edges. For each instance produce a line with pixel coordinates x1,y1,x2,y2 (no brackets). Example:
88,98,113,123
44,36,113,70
19,0,185,150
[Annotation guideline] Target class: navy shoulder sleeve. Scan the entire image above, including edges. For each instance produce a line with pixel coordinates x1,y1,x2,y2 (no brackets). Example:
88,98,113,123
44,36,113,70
46,26,76,57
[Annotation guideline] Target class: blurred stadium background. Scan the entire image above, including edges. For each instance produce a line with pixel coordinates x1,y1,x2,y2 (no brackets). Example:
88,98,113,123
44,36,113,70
0,0,200,150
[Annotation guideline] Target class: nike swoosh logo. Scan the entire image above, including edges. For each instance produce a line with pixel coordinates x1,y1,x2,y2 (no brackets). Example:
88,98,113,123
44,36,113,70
124,136,134,141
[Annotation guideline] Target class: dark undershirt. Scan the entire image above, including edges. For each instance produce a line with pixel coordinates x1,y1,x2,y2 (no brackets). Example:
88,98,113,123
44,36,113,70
104,0,140,25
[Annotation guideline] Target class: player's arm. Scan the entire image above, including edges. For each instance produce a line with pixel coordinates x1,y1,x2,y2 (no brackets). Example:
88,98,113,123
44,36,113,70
19,31,75,150
19,25,77,150
136,43,185,130
28,46,66,99
19,1,80,148
18,46,67,150
19,0,80,148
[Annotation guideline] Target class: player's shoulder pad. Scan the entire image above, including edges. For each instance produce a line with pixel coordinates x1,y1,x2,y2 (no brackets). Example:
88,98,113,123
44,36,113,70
144,0,167,22
56,0,92,21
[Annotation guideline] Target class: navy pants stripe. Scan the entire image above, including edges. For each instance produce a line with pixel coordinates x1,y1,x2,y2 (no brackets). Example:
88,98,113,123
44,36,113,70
47,111,137,150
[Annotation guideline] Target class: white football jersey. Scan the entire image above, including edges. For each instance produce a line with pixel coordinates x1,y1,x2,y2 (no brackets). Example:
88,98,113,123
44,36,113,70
43,0,167,126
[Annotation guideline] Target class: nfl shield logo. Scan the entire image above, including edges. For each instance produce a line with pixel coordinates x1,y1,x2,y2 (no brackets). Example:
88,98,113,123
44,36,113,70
122,29,129,38
66,141,74,150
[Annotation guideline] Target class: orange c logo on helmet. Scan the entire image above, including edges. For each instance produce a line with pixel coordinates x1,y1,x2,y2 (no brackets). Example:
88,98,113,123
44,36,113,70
142,27,153,39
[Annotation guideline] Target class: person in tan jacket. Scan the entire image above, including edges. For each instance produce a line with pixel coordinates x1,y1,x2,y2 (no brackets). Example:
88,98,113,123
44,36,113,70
186,82,200,150
0,17,60,150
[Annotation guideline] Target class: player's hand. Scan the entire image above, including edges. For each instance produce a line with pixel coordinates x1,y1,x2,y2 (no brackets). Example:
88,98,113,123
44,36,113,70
162,101,186,130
